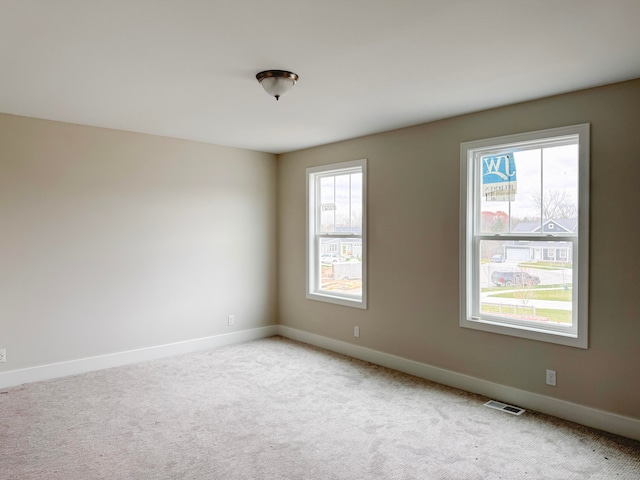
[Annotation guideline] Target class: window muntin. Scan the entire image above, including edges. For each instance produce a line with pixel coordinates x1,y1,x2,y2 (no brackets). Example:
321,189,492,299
307,160,367,308
461,125,589,348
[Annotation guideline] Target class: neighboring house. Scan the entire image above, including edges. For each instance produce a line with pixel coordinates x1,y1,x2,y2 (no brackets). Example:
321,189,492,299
502,219,577,262
320,226,363,259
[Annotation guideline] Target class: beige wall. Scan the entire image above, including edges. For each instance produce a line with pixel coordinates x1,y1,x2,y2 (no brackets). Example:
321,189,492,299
278,79,640,419
0,114,277,370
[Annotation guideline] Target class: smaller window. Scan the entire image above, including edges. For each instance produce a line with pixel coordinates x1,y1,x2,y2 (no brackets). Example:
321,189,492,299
307,159,367,308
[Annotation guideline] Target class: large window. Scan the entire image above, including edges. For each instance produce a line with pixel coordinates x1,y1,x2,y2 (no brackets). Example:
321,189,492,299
307,159,367,308
460,125,589,348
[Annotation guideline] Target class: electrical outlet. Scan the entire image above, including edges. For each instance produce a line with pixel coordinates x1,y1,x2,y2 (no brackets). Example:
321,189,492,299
546,369,557,386
0,349,5,363
354,326,360,338
228,315,235,326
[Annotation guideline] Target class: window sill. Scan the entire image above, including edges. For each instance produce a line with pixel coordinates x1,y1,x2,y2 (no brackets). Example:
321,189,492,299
306,291,367,309
460,316,587,348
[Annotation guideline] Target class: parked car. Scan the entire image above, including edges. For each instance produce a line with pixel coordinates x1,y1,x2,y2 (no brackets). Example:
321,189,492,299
491,254,504,263
491,271,540,287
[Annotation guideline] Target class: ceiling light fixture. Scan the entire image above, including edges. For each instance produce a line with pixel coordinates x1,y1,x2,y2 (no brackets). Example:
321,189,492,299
256,70,299,101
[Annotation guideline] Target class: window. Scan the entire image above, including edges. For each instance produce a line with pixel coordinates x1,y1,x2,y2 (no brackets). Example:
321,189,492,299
307,159,367,308
460,125,589,348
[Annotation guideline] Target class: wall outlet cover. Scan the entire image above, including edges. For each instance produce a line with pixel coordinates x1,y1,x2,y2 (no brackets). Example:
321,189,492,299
546,369,557,386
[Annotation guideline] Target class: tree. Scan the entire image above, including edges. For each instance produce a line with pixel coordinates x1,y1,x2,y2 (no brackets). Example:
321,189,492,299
481,210,509,232
532,190,577,220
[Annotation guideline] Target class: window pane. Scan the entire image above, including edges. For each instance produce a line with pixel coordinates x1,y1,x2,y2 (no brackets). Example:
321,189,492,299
480,149,542,234
319,176,336,233
318,237,362,295
319,172,363,234
334,174,351,232
479,145,579,236
510,149,542,231
478,239,573,326
541,145,579,230
349,173,363,231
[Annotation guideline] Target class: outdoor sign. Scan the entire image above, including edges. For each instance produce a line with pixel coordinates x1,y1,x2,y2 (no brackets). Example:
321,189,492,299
482,153,517,201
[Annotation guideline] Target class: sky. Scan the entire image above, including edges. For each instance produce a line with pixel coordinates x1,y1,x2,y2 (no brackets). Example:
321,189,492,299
480,144,579,223
320,172,363,231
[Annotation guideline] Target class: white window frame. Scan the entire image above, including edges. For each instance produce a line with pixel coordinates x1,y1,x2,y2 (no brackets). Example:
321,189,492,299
460,124,589,348
307,159,367,309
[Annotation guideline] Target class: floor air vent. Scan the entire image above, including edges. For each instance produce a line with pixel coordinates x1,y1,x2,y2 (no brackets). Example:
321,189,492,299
484,400,526,416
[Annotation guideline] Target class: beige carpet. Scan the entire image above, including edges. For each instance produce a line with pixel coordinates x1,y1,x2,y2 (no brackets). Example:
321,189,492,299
1,336,639,479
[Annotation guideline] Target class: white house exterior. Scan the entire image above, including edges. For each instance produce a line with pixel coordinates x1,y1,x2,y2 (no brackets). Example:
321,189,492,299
503,219,577,262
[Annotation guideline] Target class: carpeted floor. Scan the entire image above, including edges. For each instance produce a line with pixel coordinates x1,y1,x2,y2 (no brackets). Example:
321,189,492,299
1,336,639,479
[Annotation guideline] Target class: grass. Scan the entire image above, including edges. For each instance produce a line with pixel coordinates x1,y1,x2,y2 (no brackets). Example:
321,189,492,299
517,261,572,270
481,304,572,324
489,288,572,301
481,260,572,270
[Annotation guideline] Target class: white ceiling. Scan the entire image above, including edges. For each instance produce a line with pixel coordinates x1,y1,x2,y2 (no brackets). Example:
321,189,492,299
2,1,639,154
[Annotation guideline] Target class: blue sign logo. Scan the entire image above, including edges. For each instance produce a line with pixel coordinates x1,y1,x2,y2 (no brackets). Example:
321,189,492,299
482,154,517,200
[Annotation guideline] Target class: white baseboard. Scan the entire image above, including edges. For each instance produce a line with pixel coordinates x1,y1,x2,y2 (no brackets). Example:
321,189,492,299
3,324,638,442
0,326,278,389
277,325,640,442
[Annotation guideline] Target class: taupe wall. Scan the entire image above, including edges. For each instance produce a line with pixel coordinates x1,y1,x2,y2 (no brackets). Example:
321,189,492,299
0,114,277,370
278,79,640,419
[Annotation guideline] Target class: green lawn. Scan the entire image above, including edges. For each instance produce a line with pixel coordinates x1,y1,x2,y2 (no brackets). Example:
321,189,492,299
517,261,572,270
481,283,568,293
481,304,572,324
481,260,572,270
489,288,572,301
